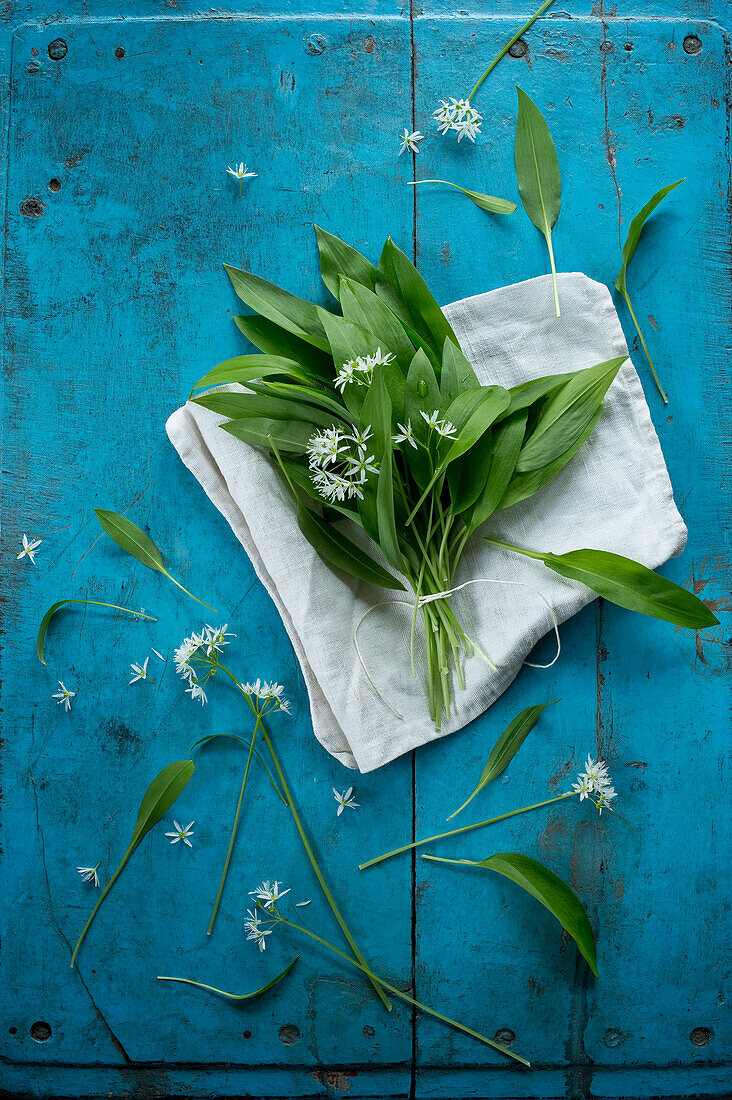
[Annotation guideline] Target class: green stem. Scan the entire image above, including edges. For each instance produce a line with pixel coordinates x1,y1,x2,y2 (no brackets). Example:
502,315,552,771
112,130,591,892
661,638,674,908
485,537,544,560
207,718,261,935
620,288,668,403
359,793,574,870
545,230,561,318
70,844,133,967
162,568,217,611
467,0,556,101
276,917,530,1067
258,723,392,1012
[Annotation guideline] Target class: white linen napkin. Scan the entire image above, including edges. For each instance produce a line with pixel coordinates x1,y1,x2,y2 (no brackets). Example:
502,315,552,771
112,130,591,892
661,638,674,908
166,273,686,773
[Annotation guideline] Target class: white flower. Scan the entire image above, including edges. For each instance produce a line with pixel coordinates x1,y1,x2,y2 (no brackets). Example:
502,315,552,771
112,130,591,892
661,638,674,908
246,924,272,951
185,682,208,706
203,623,235,656
307,426,346,464
52,681,76,712
393,420,418,449
419,409,458,440
399,128,425,155
249,880,291,909
129,656,153,684
77,864,99,888
570,755,617,814
165,820,194,847
174,630,205,682
432,97,483,141
241,679,290,714
333,787,360,816
334,348,394,392
17,534,42,564
226,162,257,181
308,423,380,504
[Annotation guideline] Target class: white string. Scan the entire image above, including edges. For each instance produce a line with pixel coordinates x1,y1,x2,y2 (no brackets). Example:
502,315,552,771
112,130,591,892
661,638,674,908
352,577,562,717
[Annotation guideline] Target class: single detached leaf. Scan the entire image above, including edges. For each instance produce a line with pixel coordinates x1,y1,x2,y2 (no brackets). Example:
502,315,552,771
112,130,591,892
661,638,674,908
543,548,719,629
477,853,598,977
447,701,556,819
94,509,214,609
37,599,156,667
296,502,405,591
614,179,683,404
158,955,300,1002
514,87,562,317
70,759,195,966
224,263,329,351
315,224,377,299
515,358,625,473
409,179,517,215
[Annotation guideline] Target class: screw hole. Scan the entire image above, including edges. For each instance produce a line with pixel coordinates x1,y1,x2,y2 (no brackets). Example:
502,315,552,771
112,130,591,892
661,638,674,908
114,46,126,59
47,39,67,61
30,1021,52,1042
8,1027,17,1035
690,1026,713,1047
363,1024,375,1037
624,42,633,52
48,178,61,193
508,39,528,59
683,35,702,55
494,1027,516,1046
278,1023,300,1045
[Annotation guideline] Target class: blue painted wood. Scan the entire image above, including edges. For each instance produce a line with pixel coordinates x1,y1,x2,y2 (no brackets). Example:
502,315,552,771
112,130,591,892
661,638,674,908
1,3,729,1097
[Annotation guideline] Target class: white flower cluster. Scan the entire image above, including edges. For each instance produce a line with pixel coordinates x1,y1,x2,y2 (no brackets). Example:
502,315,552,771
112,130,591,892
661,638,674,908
433,97,483,142
307,425,379,504
245,880,292,950
420,409,458,440
174,623,235,705
335,347,395,393
571,754,617,814
241,678,291,715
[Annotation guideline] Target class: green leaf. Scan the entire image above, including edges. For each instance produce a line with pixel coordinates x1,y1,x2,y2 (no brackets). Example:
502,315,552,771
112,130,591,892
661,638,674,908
447,701,557,820
244,380,352,423
233,315,333,379
193,390,340,430
224,263,329,351
71,760,195,966
339,275,417,387
296,502,405,591
447,428,494,515
514,87,562,317
614,180,683,404
94,509,214,609
376,237,459,361
358,370,402,572
465,411,527,532
280,456,363,526
314,224,377,299
441,386,511,467
403,349,442,488
190,354,321,395
502,371,575,417
498,404,603,509
37,599,156,667
515,358,625,473
543,548,719,629
440,338,480,404
409,179,517,215
317,309,384,418
158,956,300,1002
221,417,315,454
469,853,598,977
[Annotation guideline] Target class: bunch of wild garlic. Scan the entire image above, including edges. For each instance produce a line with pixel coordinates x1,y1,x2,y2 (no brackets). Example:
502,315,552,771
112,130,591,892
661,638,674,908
188,228,716,728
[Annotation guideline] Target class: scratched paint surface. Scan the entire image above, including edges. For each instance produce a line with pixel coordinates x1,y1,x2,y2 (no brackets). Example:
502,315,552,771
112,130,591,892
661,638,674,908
0,2,729,1098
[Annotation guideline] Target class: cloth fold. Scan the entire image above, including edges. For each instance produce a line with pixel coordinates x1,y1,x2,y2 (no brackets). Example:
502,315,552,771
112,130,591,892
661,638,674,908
166,273,686,773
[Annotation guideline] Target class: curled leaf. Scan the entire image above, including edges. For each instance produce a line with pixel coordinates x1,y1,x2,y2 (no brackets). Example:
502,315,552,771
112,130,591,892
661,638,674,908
408,179,517,215
37,599,156,667
71,759,195,966
94,509,215,610
157,955,300,1002
447,701,557,820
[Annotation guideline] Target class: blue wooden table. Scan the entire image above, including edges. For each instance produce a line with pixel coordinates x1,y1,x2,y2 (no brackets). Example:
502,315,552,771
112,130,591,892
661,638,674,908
1,2,729,1097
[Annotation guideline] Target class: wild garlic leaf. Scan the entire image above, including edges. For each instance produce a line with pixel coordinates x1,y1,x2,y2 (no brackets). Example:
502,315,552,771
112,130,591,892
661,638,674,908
615,179,684,404
37,599,156,667
498,404,603,509
223,263,329,352
222,417,314,453
447,701,556,819
471,853,599,978
94,509,214,610
409,179,517,215
465,411,527,532
440,338,481,403
314,224,377,299
514,87,562,317
296,501,405,591
376,237,459,361
515,357,625,473
338,276,417,376
232,315,333,380
157,955,300,1002
190,354,321,396
71,759,195,967
193,390,341,430
543,548,719,629
359,371,402,571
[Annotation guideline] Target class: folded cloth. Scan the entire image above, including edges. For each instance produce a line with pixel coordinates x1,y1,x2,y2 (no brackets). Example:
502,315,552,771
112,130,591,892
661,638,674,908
166,273,686,773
